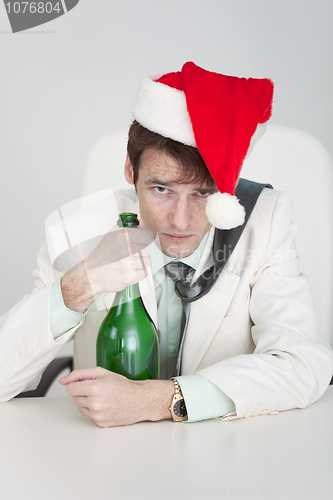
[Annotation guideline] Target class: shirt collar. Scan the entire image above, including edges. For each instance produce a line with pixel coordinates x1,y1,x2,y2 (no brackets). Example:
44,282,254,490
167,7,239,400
149,229,212,277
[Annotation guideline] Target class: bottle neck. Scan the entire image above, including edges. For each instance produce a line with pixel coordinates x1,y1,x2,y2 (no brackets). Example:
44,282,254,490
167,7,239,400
112,282,141,306
112,212,141,307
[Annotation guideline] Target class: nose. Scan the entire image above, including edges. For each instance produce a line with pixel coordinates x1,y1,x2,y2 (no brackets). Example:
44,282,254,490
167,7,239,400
168,197,193,230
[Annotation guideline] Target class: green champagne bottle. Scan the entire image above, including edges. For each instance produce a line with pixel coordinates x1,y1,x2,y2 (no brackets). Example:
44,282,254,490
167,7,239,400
96,213,159,380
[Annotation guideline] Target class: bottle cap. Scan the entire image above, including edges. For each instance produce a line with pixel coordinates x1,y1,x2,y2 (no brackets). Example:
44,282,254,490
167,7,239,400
117,212,139,228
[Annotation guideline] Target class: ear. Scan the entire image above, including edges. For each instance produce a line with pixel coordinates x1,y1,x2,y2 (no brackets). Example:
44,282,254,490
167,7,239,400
124,155,134,185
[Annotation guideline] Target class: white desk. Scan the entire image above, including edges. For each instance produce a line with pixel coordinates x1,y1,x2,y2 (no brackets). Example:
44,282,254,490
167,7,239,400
1,387,332,500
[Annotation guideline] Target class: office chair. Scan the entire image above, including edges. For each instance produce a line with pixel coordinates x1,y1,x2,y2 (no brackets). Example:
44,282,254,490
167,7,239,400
17,125,333,397
15,356,73,398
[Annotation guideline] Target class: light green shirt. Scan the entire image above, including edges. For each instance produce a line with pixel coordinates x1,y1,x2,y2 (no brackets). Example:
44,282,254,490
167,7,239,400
149,232,209,380
50,231,235,421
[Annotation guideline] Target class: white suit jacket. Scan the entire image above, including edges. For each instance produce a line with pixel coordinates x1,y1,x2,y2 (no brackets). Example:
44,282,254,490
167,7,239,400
1,186,332,419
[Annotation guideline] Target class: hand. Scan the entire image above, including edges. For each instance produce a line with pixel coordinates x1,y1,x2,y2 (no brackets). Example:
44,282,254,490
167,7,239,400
85,223,154,269
61,223,154,312
59,367,174,428
84,224,154,295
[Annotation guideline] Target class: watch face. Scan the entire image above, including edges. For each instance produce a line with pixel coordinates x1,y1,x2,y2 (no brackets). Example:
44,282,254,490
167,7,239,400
174,399,187,418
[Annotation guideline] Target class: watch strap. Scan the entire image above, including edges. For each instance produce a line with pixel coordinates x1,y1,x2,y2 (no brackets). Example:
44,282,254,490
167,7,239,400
169,379,188,421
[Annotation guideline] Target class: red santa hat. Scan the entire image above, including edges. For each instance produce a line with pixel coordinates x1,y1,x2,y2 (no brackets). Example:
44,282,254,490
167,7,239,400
132,61,274,230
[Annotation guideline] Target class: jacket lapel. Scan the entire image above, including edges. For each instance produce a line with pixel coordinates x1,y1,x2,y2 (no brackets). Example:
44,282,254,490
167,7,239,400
181,268,240,374
192,227,215,281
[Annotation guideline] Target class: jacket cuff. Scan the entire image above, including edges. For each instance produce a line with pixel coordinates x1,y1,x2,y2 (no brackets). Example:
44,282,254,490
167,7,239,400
50,279,84,339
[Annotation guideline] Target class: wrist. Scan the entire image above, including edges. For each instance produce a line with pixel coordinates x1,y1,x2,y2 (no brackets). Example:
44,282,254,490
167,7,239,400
60,267,98,313
136,380,174,422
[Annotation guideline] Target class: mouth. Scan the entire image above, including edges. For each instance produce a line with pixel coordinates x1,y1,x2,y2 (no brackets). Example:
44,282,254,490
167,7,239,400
163,233,193,241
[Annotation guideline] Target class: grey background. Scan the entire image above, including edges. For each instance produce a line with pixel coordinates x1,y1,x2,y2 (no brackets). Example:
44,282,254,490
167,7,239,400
0,0,332,316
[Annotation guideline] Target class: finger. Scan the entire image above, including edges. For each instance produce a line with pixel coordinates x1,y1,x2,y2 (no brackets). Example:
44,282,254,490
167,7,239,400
85,227,153,270
134,245,151,256
73,396,109,414
59,367,106,385
66,381,91,397
120,253,150,272
77,405,92,417
137,252,149,273
72,396,89,407
126,227,155,245
132,253,151,268
76,406,111,428
127,267,148,283
121,243,151,258
74,400,105,418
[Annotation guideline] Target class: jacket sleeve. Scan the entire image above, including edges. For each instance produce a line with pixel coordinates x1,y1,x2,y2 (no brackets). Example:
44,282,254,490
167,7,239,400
0,239,83,402
197,190,333,419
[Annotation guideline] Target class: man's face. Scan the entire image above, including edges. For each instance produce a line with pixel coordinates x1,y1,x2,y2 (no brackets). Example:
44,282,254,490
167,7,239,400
124,149,214,258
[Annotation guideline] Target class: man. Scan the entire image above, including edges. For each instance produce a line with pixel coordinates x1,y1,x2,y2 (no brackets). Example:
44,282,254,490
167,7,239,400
1,62,332,427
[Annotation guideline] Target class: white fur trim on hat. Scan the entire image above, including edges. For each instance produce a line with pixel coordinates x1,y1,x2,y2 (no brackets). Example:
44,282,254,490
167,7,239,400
132,75,196,147
206,192,245,230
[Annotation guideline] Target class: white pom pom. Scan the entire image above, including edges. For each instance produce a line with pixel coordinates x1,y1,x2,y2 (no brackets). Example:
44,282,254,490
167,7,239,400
206,192,245,230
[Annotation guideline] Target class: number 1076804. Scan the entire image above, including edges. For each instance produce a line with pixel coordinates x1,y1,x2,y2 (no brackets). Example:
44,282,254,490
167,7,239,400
5,2,62,14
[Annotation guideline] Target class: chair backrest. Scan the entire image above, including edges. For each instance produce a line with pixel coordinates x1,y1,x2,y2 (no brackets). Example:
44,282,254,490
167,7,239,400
242,125,333,346
82,129,130,196
82,125,333,346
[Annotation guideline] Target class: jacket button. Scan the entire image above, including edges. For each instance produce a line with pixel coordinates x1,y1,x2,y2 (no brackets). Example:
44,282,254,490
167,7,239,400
16,352,24,362
27,341,35,350
261,410,270,415
8,357,18,367
21,346,29,356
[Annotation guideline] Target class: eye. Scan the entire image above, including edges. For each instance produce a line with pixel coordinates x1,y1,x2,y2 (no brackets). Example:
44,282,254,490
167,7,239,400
196,191,210,197
154,186,168,194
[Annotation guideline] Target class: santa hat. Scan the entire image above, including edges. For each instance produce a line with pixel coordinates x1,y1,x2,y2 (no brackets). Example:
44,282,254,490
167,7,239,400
132,61,274,230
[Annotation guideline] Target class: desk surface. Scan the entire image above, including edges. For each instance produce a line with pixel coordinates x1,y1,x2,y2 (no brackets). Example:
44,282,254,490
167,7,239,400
1,387,332,500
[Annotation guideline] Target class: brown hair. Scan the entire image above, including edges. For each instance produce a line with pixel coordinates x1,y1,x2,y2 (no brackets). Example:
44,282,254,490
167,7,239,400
127,121,217,189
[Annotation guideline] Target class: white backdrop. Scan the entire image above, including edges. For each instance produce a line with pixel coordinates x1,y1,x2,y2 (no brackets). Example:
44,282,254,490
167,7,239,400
1,0,332,317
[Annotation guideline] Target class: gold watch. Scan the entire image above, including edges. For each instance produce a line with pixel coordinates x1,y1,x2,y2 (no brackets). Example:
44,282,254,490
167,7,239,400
169,379,188,421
